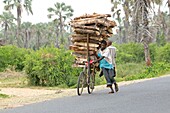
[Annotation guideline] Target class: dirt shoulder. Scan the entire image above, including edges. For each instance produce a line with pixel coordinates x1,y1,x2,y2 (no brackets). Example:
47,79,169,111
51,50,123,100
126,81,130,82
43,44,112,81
0,75,169,110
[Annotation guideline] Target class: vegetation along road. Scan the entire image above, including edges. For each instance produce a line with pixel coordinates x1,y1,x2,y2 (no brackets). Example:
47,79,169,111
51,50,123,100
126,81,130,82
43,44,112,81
0,75,170,113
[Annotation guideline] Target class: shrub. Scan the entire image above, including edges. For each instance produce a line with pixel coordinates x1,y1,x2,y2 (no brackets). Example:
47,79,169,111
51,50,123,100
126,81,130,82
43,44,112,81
0,45,28,72
156,43,170,63
116,43,144,63
124,62,170,81
149,43,157,62
24,46,81,87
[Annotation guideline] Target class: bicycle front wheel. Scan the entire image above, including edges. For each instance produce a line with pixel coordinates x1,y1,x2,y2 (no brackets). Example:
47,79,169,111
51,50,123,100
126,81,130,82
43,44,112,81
77,71,86,96
87,73,95,94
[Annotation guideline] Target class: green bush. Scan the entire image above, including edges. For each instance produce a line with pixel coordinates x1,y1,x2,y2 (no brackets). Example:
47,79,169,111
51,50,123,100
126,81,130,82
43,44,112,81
116,62,146,78
124,62,170,81
116,43,144,63
149,43,157,62
24,46,81,87
156,43,170,63
0,45,28,72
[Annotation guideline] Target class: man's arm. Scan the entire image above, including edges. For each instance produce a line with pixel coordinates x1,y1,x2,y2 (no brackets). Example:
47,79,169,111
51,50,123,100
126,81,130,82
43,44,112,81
95,56,104,63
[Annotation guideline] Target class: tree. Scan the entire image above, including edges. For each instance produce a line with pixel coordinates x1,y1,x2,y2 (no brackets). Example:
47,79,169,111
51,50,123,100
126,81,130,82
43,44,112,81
47,2,74,47
3,0,33,47
0,11,15,40
111,0,163,66
20,22,32,48
111,0,134,43
132,0,162,66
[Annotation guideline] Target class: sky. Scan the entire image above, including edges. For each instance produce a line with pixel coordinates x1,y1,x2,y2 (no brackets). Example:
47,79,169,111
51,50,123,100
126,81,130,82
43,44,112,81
0,0,169,24
0,0,113,24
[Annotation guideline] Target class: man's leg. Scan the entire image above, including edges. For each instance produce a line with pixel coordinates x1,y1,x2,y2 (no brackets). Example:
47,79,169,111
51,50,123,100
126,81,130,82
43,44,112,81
102,68,114,93
109,68,119,92
114,83,119,92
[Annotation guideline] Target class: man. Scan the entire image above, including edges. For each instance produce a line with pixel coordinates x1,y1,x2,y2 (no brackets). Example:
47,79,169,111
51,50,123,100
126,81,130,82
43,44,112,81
107,40,119,92
94,40,117,94
98,40,119,92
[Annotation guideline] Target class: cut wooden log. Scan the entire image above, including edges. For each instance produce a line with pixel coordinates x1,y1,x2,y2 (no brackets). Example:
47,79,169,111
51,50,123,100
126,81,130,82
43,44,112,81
70,18,116,28
100,30,112,37
71,38,100,44
71,33,100,38
72,53,96,59
73,13,111,20
75,57,96,62
73,50,95,56
73,28,100,35
75,60,86,64
70,45,98,51
74,42,99,48
76,57,87,62
71,34,87,37
71,24,100,31
107,28,113,34
71,36,103,42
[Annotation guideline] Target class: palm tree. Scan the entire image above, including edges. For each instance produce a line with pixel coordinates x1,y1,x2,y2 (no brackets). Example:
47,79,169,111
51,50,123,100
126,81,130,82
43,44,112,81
133,0,162,66
0,11,15,40
20,22,32,48
47,2,74,47
3,0,33,47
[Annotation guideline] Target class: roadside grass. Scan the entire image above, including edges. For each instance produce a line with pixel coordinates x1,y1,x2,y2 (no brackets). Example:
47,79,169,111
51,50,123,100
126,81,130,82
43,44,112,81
0,70,28,88
95,62,170,85
0,93,9,98
0,62,170,89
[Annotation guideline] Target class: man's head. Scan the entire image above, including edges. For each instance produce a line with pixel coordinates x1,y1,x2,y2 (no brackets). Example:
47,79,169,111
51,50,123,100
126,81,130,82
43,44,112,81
101,40,107,50
107,40,112,47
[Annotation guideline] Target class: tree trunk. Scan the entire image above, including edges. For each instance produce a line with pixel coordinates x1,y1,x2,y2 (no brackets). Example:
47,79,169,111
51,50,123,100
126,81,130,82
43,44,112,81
55,25,59,48
142,0,151,66
24,30,29,48
143,42,151,66
119,26,122,44
59,12,64,45
123,0,130,43
4,22,8,40
17,7,21,47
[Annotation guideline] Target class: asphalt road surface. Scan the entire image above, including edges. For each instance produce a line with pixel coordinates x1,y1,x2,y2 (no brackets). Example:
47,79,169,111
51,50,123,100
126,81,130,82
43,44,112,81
1,75,170,113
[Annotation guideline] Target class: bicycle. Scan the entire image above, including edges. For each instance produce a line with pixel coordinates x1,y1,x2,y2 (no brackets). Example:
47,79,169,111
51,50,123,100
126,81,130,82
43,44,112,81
77,60,97,96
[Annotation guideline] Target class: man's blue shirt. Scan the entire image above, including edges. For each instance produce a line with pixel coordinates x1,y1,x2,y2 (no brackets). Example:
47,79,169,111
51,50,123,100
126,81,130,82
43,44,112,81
98,53,113,69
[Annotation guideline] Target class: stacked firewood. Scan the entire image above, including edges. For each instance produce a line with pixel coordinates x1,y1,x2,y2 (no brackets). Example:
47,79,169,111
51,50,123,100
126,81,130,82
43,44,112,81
69,13,117,67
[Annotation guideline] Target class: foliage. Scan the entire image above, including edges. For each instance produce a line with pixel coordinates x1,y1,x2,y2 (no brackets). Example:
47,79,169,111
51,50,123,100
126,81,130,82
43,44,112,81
47,2,74,47
149,43,157,62
116,43,144,63
0,43,170,88
123,62,170,81
156,30,166,46
156,43,170,63
24,46,81,87
0,45,28,72
0,93,9,98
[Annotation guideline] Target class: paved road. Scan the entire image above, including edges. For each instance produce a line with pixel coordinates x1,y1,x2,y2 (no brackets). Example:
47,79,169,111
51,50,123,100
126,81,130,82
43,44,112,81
1,75,170,113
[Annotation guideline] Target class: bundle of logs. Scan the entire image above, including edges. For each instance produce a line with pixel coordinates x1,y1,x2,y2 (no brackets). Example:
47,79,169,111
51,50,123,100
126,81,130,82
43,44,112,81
69,13,117,67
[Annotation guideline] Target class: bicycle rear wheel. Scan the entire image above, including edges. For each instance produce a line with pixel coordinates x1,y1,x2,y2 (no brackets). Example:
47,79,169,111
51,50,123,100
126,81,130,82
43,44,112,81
77,71,86,96
87,69,95,94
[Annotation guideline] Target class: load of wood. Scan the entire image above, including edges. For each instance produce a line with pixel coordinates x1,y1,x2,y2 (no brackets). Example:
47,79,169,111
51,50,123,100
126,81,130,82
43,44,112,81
69,13,117,67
